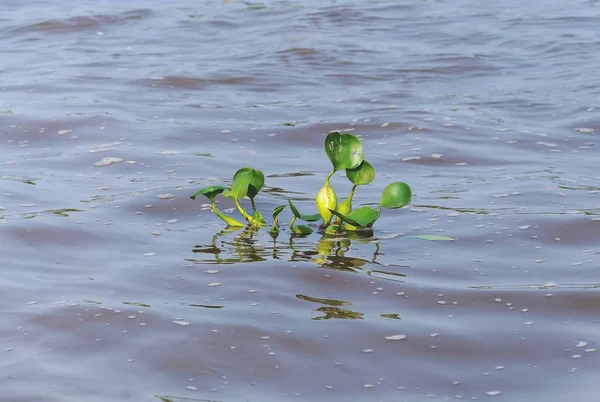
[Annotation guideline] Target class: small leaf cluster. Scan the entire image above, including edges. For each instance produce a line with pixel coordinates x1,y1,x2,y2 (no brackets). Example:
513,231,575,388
191,131,412,235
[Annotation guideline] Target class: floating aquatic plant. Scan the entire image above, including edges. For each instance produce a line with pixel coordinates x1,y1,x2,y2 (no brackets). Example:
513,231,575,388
190,131,412,234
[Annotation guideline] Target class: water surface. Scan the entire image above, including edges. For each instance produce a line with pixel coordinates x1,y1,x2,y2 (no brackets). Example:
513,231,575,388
1,1,599,401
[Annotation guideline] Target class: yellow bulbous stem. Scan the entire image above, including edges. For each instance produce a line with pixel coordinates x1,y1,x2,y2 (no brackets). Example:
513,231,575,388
316,175,337,226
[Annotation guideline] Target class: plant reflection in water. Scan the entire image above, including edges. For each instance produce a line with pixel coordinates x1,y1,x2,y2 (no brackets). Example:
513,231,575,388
188,227,407,320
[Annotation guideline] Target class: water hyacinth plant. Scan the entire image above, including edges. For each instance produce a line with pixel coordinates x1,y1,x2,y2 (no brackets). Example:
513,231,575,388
191,131,412,235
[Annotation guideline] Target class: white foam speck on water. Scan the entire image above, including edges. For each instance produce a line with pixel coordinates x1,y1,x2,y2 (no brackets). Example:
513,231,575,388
576,341,588,348
157,194,173,200
89,142,121,152
486,390,502,396
575,128,595,134
431,153,442,159
94,157,123,167
204,270,219,274
186,386,197,391
385,334,407,341
402,156,421,161
160,150,180,155
207,282,221,287
455,162,468,166
143,252,156,256
58,129,73,135
518,225,530,230
167,219,179,224
363,349,373,353
173,320,190,326
151,231,160,236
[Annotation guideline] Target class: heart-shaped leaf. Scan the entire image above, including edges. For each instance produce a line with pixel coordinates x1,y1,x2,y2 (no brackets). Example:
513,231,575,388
247,169,264,200
324,131,364,171
288,199,321,222
226,167,263,200
329,206,380,228
380,182,412,209
190,185,228,201
346,160,375,186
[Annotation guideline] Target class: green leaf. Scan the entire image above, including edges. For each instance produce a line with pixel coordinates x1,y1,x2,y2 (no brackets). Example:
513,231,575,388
247,169,265,200
346,160,375,186
271,204,287,220
292,224,313,235
380,182,412,209
288,199,321,222
252,209,267,225
228,167,255,199
406,235,455,241
329,206,380,228
190,185,228,201
325,224,341,235
324,131,364,171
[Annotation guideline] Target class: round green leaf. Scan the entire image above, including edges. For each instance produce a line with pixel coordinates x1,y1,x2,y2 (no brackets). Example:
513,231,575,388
380,182,412,209
190,185,228,201
346,160,375,186
227,167,264,200
324,131,364,171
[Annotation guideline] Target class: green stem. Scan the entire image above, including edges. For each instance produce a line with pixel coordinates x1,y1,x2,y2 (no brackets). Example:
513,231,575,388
212,201,245,227
235,199,264,226
325,170,335,184
347,184,357,203
289,215,297,229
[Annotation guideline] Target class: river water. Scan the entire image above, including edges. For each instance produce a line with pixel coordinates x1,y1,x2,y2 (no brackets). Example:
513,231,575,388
1,1,599,401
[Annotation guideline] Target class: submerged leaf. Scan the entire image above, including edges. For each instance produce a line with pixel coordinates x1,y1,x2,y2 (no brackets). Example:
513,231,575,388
292,224,313,235
324,131,364,171
324,224,341,235
288,199,321,222
380,182,412,209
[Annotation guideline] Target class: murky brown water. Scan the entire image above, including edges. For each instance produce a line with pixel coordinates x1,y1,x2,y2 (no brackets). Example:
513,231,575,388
1,1,599,401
